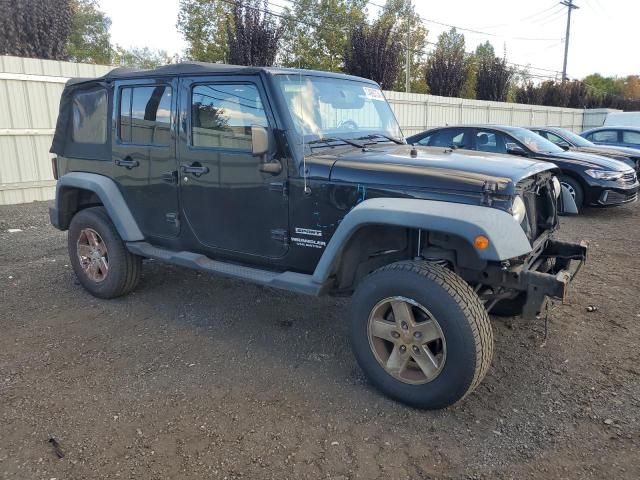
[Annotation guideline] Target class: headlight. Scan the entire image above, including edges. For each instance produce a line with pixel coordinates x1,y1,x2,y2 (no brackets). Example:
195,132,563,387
511,195,526,223
551,176,561,198
585,169,624,181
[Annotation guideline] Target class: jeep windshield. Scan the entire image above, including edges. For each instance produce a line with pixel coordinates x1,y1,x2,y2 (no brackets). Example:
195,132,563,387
275,74,403,146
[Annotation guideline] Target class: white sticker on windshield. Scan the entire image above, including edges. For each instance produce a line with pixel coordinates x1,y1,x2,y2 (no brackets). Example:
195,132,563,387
363,87,385,101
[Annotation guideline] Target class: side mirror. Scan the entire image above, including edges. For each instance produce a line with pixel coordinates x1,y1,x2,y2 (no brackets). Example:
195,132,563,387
558,143,570,151
506,143,528,157
558,185,579,215
251,125,269,157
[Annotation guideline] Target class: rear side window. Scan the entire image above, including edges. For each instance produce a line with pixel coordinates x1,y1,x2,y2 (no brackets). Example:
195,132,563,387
119,85,172,146
622,130,640,144
191,83,268,150
591,130,618,143
415,133,432,146
72,89,107,144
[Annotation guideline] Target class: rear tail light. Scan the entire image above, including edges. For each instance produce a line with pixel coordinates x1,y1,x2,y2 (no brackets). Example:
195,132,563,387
51,157,58,180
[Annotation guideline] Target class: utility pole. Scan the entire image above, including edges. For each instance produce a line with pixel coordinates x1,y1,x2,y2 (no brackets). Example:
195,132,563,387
560,0,579,82
405,2,411,93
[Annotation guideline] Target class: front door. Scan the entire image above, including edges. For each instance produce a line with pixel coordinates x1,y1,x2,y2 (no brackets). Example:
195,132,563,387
177,75,289,258
112,78,180,239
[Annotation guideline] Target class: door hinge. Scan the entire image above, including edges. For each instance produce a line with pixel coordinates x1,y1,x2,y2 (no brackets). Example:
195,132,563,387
165,212,179,227
269,180,289,198
271,229,290,245
162,170,178,184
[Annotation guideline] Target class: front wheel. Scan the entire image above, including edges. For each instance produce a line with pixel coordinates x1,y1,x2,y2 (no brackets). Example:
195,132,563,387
559,175,584,210
350,261,494,409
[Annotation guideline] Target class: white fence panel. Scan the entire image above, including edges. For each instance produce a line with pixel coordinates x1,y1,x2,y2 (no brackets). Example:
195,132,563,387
0,55,610,205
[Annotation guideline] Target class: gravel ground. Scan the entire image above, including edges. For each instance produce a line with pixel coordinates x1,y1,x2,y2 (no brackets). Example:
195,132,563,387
1,201,639,479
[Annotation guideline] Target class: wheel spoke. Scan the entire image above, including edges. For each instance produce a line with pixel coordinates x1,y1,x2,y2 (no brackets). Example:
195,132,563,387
77,244,92,258
87,230,100,247
87,261,99,279
98,257,109,276
414,320,442,343
412,345,440,380
370,318,398,342
391,300,415,327
386,345,409,375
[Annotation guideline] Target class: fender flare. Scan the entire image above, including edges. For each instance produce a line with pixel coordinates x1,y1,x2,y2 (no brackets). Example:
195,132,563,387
312,197,532,284
50,172,144,241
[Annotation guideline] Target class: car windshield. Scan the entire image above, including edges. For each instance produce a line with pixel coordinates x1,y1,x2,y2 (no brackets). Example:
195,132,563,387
275,74,403,144
509,127,564,153
557,129,594,147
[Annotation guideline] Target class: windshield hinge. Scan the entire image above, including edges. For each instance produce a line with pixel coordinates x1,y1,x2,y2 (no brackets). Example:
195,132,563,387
269,180,289,198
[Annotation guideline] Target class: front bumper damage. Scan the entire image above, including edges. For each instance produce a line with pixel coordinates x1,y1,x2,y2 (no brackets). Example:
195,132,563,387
479,238,588,320
518,239,588,319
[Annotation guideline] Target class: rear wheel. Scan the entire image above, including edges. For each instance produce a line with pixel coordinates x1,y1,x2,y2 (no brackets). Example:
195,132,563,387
68,207,141,299
559,175,584,210
350,260,493,409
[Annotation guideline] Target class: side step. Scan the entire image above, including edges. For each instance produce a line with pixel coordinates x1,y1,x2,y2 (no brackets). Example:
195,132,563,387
126,242,326,296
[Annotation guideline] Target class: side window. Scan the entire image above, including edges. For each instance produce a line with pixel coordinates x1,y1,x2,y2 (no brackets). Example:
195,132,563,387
592,130,618,143
431,129,468,148
545,131,570,147
416,133,432,146
476,130,507,154
191,83,268,150
119,85,172,146
72,89,107,144
622,130,640,144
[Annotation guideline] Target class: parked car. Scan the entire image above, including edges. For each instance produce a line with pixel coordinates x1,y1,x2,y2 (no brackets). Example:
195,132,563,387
407,125,639,210
581,126,640,150
530,126,640,173
50,63,586,410
603,111,640,128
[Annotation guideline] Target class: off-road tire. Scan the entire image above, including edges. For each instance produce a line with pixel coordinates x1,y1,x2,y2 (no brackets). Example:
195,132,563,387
68,207,142,299
559,175,584,210
350,260,494,409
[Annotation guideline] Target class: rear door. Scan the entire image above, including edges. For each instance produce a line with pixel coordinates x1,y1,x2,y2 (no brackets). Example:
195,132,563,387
112,78,180,239
176,75,289,258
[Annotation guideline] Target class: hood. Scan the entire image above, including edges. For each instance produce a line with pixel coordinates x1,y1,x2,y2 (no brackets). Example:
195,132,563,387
541,150,634,171
311,145,556,195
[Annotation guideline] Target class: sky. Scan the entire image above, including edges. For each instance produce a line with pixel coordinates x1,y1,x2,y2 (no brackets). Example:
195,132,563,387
100,0,640,80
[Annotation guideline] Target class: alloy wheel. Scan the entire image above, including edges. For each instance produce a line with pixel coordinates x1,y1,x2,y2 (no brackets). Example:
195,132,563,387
77,228,109,282
367,296,446,384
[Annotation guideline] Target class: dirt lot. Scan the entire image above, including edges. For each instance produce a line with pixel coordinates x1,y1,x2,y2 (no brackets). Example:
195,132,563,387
1,201,639,480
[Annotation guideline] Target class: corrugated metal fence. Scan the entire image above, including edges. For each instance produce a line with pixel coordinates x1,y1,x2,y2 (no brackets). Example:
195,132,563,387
0,55,610,205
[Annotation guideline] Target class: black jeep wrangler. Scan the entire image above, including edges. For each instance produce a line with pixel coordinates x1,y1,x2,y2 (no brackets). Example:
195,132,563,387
50,63,586,409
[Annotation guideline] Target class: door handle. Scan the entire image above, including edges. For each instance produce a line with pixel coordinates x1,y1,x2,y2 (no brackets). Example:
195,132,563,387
115,157,139,169
181,163,209,177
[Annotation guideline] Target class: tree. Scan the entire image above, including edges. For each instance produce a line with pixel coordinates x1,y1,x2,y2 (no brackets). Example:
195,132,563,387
177,0,233,62
344,18,403,89
226,0,283,66
475,43,513,102
425,28,471,97
280,0,368,72
583,73,622,97
66,0,111,64
514,81,542,105
112,46,171,69
0,0,73,60
379,0,428,93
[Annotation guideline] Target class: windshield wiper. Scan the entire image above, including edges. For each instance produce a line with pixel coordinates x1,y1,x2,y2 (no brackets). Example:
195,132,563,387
307,136,364,148
356,133,404,145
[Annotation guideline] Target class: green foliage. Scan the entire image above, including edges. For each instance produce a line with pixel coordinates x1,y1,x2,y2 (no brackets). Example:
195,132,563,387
66,0,111,64
177,0,232,62
425,28,471,97
0,0,72,60
475,43,513,102
378,0,428,92
279,0,368,72
112,46,170,69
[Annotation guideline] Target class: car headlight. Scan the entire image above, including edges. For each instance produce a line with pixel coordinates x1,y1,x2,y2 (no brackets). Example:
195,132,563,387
585,169,624,181
551,176,561,199
511,195,526,223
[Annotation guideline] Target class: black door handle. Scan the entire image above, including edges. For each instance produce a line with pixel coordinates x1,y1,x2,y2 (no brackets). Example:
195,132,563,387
115,157,139,169
181,163,209,177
